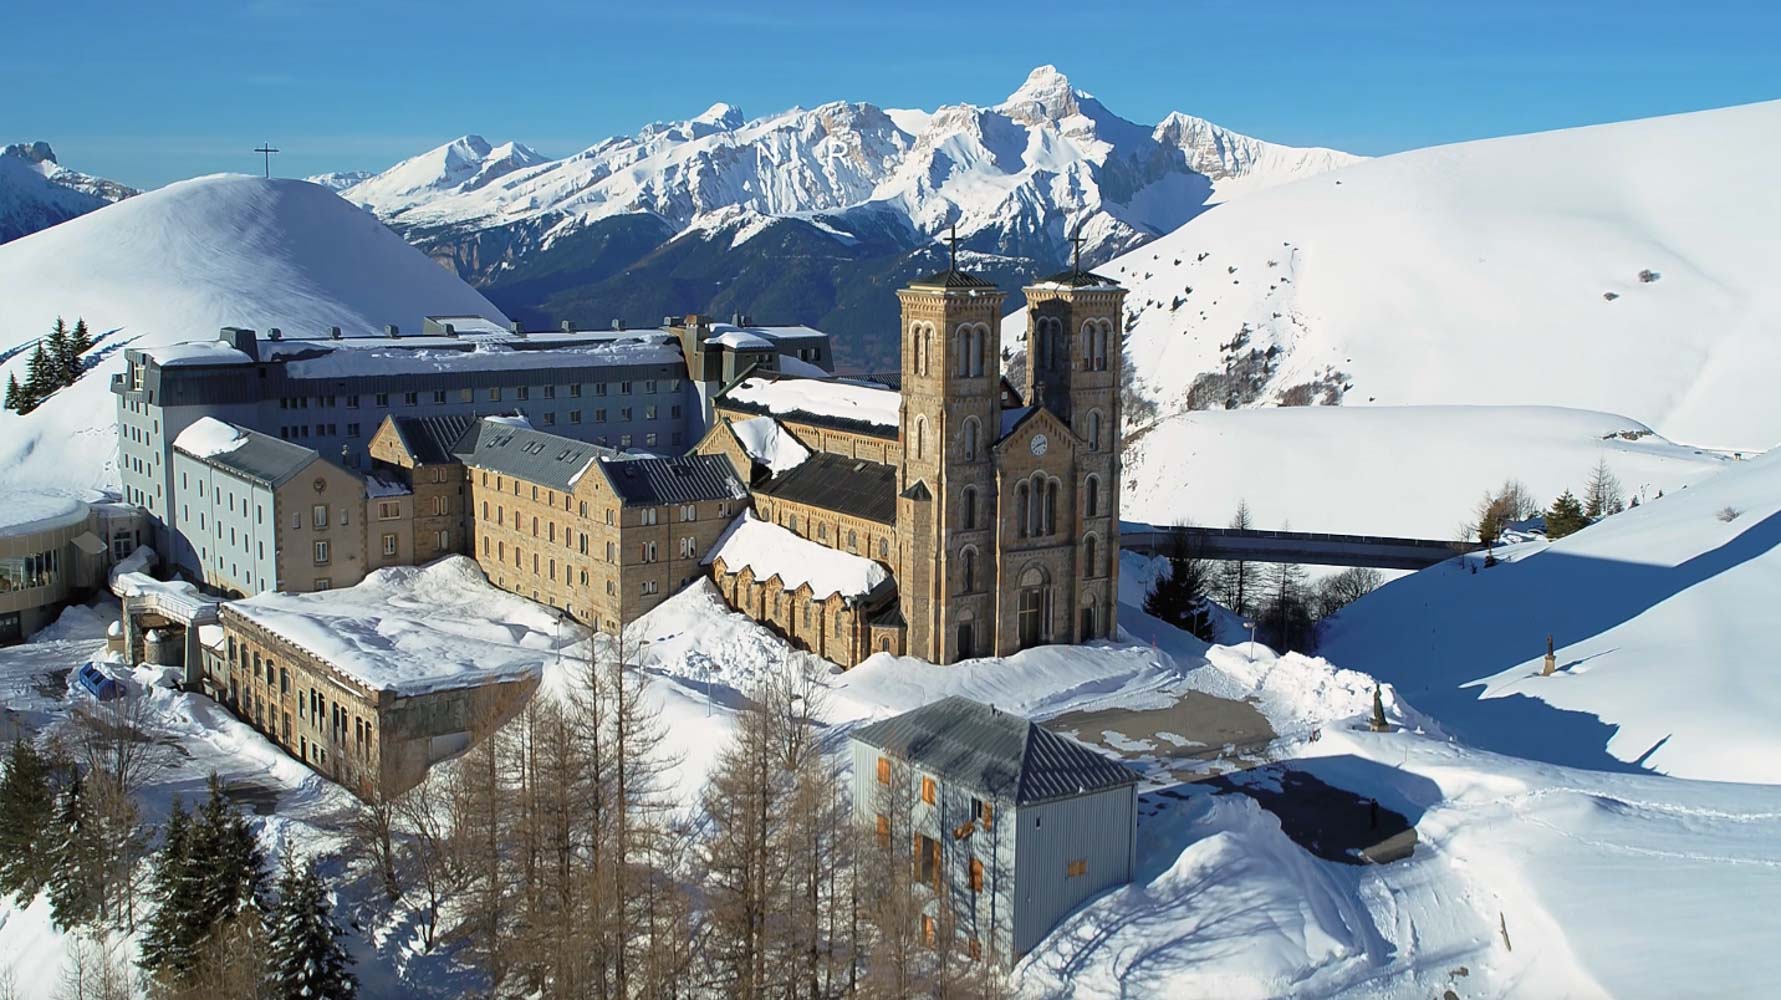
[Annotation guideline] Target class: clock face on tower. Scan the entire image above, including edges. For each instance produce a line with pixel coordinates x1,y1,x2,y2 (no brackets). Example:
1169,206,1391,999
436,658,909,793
1029,434,1049,457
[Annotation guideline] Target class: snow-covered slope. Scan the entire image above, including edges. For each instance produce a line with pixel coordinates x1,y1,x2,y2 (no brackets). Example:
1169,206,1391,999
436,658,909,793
1122,404,1731,539
1081,99,1781,451
0,142,136,243
0,174,508,490
1323,447,1781,783
342,66,1358,266
305,169,373,191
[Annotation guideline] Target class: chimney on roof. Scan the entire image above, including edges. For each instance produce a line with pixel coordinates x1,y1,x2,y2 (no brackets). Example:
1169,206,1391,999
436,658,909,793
443,323,456,336
509,321,523,334
218,327,259,361
662,315,675,328
386,324,400,339
267,327,282,341
329,326,342,340
560,320,573,333
611,318,625,331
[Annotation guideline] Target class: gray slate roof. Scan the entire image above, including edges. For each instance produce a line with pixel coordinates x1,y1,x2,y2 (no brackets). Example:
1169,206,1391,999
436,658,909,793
758,452,898,524
452,418,618,492
390,414,478,465
180,426,319,488
908,267,999,290
598,453,749,507
852,696,1137,806
1035,267,1120,288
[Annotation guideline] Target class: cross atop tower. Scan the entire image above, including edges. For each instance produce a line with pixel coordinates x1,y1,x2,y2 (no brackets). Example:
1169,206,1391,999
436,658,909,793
253,142,280,178
947,222,960,272
1069,225,1087,274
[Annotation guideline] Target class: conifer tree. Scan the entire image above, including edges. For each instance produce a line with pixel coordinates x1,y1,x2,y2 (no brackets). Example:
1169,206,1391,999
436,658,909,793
1144,529,1215,641
70,317,93,361
266,851,358,1000
1545,490,1588,540
1583,458,1624,518
24,344,55,401
0,738,57,902
1216,500,1256,617
138,798,199,978
47,773,101,929
45,317,74,386
3,372,25,413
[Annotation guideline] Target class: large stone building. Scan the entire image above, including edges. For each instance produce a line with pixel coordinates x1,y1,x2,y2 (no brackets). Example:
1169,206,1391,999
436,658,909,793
701,259,1126,665
114,315,832,576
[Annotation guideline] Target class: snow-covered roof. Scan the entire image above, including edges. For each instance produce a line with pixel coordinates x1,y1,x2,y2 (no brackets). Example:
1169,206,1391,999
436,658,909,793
0,489,89,538
147,340,256,367
225,557,561,697
703,511,890,601
730,416,811,475
172,416,248,458
366,472,410,498
721,375,899,431
279,338,683,379
710,329,774,351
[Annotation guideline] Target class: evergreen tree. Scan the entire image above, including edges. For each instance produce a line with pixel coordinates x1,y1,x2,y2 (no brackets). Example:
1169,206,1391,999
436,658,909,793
1144,529,1215,641
24,344,55,401
45,317,76,387
69,317,93,361
192,773,268,927
138,798,200,978
0,738,57,901
47,773,101,929
3,372,25,413
266,852,358,1000
1545,490,1588,540
1583,458,1624,519
1216,500,1256,617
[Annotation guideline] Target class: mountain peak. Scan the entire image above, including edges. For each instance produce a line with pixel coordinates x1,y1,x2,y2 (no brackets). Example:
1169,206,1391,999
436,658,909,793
2,141,57,165
1000,65,1081,122
695,103,745,129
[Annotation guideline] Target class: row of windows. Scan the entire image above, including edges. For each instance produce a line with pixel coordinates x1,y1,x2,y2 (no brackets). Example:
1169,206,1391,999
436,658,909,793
277,378,684,412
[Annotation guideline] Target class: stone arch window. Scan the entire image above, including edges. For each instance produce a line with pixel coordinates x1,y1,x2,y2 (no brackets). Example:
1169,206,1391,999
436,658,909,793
1043,477,1059,535
1086,409,1104,452
959,546,978,594
954,323,986,378
922,325,933,376
956,607,977,659
1082,533,1100,578
1095,319,1113,371
960,417,980,462
1015,481,1031,538
1017,564,1052,647
848,529,859,552
914,415,926,460
1085,475,1101,518
961,485,978,530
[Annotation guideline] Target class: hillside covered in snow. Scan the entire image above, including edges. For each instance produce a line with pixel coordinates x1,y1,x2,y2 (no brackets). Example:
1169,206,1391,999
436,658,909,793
0,174,507,490
1121,404,1731,539
333,66,1358,368
1055,99,1781,451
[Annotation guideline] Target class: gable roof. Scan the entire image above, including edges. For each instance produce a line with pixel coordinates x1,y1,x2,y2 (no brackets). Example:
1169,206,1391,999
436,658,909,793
852,696,1137,806
452,418,617,492
389,414,478,465
175,422,320,488
757,452,898,525
596,453,749,507
908,266,999,290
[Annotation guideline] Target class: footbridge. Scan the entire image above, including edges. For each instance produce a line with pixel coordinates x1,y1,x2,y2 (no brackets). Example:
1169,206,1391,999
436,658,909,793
1120,523,1480,571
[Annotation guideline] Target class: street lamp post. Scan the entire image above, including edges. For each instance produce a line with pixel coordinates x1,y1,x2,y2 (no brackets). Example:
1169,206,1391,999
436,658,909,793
1243,619,1257,661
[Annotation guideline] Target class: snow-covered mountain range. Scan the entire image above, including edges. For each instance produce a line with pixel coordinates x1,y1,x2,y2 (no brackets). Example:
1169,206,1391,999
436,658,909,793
0,174,506,490
0,141,136,243
1061,99,1781,451
334,66,1358,367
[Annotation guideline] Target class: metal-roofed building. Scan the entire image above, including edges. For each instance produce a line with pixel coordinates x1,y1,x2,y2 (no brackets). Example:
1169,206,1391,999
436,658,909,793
849,696,1138,964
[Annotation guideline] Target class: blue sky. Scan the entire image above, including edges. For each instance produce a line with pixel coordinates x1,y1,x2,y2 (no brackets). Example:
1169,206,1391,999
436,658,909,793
7,0,1778,189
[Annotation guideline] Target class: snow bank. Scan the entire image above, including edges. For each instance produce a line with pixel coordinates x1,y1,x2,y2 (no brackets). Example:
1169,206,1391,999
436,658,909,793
730,416,810,475
0,489,87,536
724,375,899,429
1323,448,1781,782
703,511,888,599
171,415,248,458
226,557,564,696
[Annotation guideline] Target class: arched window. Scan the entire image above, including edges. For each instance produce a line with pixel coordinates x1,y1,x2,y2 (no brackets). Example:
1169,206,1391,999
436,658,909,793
1085,475,1100,518
848,529,858,552
956,324,971,377
922,326,932,375
1087,409,1103,452
1015,482,1030,538
961,417,979,462
1043,478,1058,535
971,324,987,377
1082,321,1096,371
1095,320,1112,371
961,486,977,530
960,547,977,593
1083,534,1099,578
914,416,926,460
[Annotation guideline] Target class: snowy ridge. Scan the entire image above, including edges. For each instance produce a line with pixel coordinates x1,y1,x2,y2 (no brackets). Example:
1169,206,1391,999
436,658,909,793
340,66,1360,264
1069,99,1781,450
0,174,508,490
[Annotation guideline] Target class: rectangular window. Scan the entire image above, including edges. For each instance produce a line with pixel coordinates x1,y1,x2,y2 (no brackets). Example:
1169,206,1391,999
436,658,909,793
1066,859,1087,879
921,776,937,805
346,394,360,408
404,391,419,406
313,540,330,565
542,385,556,399
595,409,607,423
434,389,447,404
382,533,397,556
569,384,582,397
311,504,328,528
970,858,984,893
876,755,891,785
916,835,940,886
619,381,632,394
488,387,501,401
595,383,607,396
875,813,890,847
347,422,361,437
375,392,389,406
379,501,400,519
569,410,582,424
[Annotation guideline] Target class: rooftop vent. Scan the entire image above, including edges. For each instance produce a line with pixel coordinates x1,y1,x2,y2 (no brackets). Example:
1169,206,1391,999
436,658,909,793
611,318,625,331
509,321,524,334
385,324,400,339
329,326,342,340
442,323,456,336
662,315,675,328
560,320,573,333
268,327,283,341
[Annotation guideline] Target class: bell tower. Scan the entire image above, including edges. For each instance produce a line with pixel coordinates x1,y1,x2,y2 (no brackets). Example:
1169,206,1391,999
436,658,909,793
895,230,1006,663
1021,249,1126,642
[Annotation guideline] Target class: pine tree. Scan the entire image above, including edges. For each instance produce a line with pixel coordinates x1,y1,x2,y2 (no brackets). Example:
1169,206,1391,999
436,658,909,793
47,773,101,929
266,852,358,1000
24,344,55,401
69,317,93,362
1545,490,1588,540
0,738,57,902
3,372,24,413
45,318,74,387
138,798,199,978
1144,529,1215,641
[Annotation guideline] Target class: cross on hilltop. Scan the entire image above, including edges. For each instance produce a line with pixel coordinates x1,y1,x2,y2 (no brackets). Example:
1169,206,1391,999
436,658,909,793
253,143,280,178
